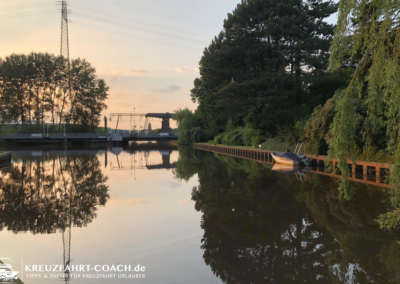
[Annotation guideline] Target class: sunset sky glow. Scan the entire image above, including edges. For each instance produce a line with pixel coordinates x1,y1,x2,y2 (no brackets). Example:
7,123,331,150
0,0,337,130
0,0,241,129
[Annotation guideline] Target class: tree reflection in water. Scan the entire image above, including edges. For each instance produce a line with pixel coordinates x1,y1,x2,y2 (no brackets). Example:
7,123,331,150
0,155,109,234
175,147,400,283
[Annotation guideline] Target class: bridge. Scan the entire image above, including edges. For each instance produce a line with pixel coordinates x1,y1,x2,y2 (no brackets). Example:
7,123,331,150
0,112,178,144
109,112,174,133
0,132,179,144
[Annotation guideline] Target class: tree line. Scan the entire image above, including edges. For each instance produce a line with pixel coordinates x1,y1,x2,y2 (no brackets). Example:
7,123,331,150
174,0,400,228
174,0,347,145
0,53,109,132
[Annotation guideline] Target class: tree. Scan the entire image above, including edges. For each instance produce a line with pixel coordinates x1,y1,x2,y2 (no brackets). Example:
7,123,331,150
0,53,109,132
173,108,207,144
327,0,400,228
65,58,109,131
191,0,338,136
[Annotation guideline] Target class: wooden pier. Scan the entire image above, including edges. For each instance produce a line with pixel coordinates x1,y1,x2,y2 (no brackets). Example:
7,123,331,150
0,151,11,169
191,143,392,188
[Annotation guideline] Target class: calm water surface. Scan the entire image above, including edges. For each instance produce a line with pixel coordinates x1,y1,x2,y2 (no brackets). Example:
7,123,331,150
0,143,399,284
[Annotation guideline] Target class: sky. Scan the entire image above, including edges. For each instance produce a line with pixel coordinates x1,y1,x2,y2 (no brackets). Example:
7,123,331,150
0,0,337,130
0,0,242,130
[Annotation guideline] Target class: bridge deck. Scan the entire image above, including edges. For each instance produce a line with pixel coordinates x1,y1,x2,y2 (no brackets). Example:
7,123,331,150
0,133,179,142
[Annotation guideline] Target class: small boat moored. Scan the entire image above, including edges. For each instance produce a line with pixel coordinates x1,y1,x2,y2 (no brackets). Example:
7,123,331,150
271,164,300,174
271,151,309,166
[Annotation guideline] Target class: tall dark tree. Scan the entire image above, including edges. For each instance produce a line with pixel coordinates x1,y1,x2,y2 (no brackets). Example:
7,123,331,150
191,0,338,135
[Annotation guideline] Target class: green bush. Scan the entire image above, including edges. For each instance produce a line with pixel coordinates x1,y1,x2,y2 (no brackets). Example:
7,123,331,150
243,128,260,146
223,128,244,145
191,127,207,143
213,127,263,146
178,127,208,145
251,135,264,147
260,137,319,155
214,134,225,144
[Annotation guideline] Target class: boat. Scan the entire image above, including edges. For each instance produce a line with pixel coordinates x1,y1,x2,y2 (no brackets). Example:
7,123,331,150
272,164,300,174
271,152,303,166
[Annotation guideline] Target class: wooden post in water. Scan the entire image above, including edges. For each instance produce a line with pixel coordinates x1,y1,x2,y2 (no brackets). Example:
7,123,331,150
363,165,368,180
376,167,381,183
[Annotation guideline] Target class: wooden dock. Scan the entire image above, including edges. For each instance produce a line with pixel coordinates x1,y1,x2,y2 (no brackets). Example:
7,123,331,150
191,143,392,188
0,151,11,169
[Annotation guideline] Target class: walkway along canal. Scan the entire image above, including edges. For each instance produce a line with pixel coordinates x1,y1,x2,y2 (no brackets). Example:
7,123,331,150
191,143,392,188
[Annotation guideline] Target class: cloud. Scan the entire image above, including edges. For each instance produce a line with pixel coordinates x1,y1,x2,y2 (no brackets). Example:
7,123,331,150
110,198,149,205
157,84,181,93
177,200,189,205
128,69,149,75
103,69,149,80
175,68,191,73
161,181,181,189
175,67,200,74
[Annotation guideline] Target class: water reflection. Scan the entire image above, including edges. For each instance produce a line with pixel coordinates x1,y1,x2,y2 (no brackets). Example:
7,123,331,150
0,144,206,284
1,144,400,283
0,155,109,234
175,148,400,283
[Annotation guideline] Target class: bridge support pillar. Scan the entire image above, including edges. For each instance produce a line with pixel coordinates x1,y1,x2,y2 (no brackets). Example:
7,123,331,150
161,117,170,132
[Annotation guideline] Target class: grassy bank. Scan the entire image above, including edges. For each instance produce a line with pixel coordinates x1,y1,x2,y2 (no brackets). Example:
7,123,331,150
199,138,319,155
200,141,259,149
260,138,319,155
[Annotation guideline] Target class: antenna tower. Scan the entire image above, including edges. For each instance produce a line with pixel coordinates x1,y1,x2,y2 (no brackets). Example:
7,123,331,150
60,0,70,64
60,1,71,283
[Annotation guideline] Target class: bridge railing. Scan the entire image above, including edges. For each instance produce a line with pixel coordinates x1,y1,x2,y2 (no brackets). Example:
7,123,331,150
0,133,37,138
130,133,179,137
0,132,178,139
0,133,106,139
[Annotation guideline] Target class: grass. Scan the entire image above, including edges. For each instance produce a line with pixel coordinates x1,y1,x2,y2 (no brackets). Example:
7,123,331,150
198,141,261,149
199,139,319,154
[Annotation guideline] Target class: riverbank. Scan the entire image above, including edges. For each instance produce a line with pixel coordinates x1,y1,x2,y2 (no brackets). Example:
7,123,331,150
191,143,392,188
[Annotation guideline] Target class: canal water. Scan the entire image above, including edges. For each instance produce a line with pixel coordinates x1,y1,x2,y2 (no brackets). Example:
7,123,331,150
0,143,399,284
